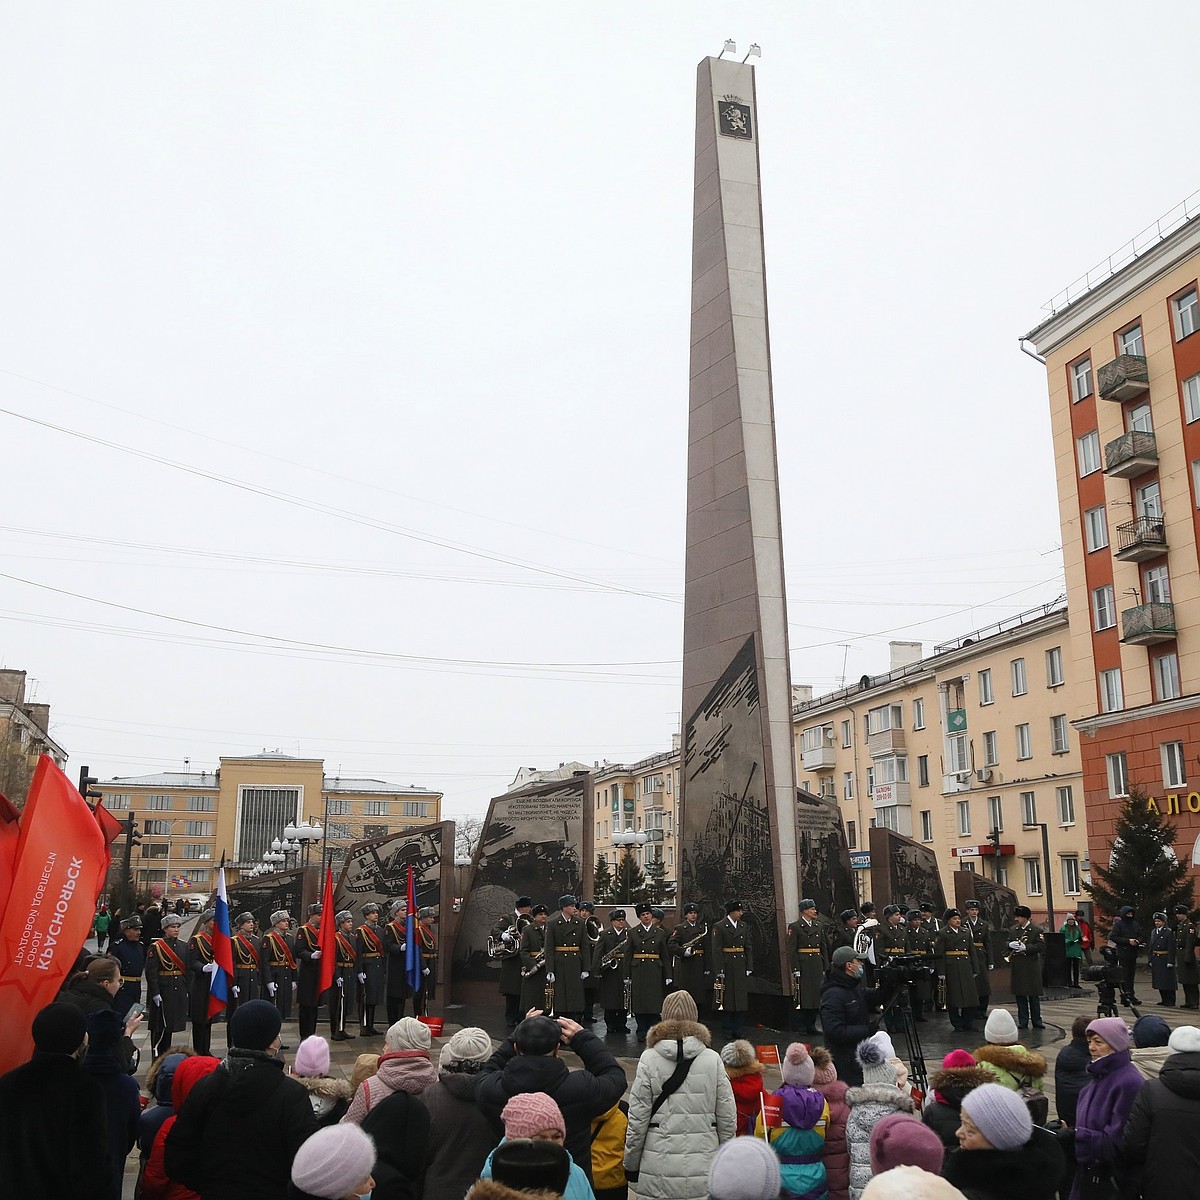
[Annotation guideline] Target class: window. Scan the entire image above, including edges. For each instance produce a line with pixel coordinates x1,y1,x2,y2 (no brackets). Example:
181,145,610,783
363,824,389,840
957,801,972,836
184,821,214,837
962,860,977,875
875,807,900,832
983,731,998,767
920,810,933,841
141,844,168,860
843,772,854,800
103,793,131,810
1077,430,1101,476
840,720,852,748
1057,785,1075,826
1100,668,1124,713
1185,374,1200,423
947,732,969,774
1107,751,1130,798
1136,480,1163,522
1021,791,1038,826
866,766,875,794
1016,723,1032,760
875,755,908,784
364,800,389,817
1046,647,1064,687
1163,741,1187,788
867,704,904,734
327,799,351,816
913,698,926,730
1174,287,1199,340
328,822,351,840
186,795,215,812
183,844,212,860
403,800,427,818
988,795,1004,832
144,819,172,835
146,794,173,811
1127,401,1153,433
1093,584,1116,630
1193,459,1200,503
1051,715,1069,754
1025,857,1043,896
1011,658,1027,696
1153,652,1182,701
996,865,1009,887
1063,857,1082,895
978,669,994,705
1119,324,1144,357
846,820,856,849
918,755,930,788
1084,506,1108,552
1071,358,1093,401
801,726,832,753
642,774,664,795
1144,564,1171,604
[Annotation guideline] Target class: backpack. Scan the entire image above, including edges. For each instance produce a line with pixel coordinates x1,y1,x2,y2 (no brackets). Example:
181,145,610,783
1016,1073,1049,1126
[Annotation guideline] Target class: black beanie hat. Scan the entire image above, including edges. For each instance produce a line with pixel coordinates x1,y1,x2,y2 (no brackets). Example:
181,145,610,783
32,1002,87,1055
491,1138,571,1194
228,999,282,1051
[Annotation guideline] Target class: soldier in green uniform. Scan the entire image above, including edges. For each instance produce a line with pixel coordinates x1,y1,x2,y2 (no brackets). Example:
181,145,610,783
935,908,980,1032
146,912,191,1057
295,903,325,1040
787,898,827,1034
628,903,670,1041
519,904,551,1014
330,909,359,1041
580,900,602,1025
963,899,992,1023
1007,905,1045,1029
491,896,533,1029
828,909,859,957
593,908,631,1036
905,909,937,1022
230,912,261,1021
876,905,909,1033
355,902,386,1035
1174,903,1199,1009
186,909,219,1055
544,894,587,1021
710,898,753,1038
666,903,708,1014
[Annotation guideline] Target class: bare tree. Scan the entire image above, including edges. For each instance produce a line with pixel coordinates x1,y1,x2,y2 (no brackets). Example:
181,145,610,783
454,814,485,862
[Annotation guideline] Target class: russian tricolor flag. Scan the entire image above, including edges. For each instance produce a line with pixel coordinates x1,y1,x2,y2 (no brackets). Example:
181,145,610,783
207,861,235,1019
404,865,421,994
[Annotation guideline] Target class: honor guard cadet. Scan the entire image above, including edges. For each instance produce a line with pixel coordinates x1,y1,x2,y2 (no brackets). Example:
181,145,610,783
296,903,325,1040
711,899,753,1038
230,912,260,1018
963,899,993,1022
666,903,708,1014
877,905,910,1032
1007,906,1046,1030
519,904,551,1014
1173,904,1199,1009
146,912,191,1057
829,909,859,957
905,909,936,1022
919,903,942,934
111,915,147,1019
383,899,414,1024
186,910,219,1055
491,896,533,1029
261,909,298,1030
594,908,631,1035
580,901,602,1024
355,902,386,1035
787,899,827,1035
855,902,881,986
330,910,359,1041
935,909,980,1033
544,895,586,1021
628,903,670,1042
1150,912,1177,1006
415,908,438,1014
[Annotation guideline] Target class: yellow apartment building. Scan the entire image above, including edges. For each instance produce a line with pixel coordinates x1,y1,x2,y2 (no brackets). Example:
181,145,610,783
0,668,67,807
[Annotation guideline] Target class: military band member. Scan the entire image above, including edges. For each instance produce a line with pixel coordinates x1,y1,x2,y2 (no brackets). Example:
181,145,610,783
355,902,386,1035
294,903,325,1039
111,915,147,1019
594,908,631,1035
787,898,826,1034
519,904,551,1014
828,909,859,957
666,903,708,1013
230,912,260,1019
580,901,602,1024
1007,906,1045,1030
628,903,670,1041
905,909,936,1022
415,907,438,1015
876,905,910,1032
711,899,753,1038
261,909,298,1032
383,899,414,1023
855,901,881,986
331,910,359,1040
146,912,190,1057
919,903,942,935
1174,904,1199,1010
492,896,534,1029
186,909,219,1055
544,895,586,1021
963,899,992,1022
935,908,979,1033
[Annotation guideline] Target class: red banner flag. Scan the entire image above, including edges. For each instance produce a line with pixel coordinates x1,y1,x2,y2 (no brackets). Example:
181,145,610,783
0,793,23,932
0,757,118,1073
317,865,336,997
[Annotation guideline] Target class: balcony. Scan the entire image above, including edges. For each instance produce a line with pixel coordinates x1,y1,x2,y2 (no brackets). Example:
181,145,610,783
642,790,665,810
1098,354,1150,402
1121,602,1176,646
801,745,837,772
871,781,910,808
867,727,905,757
1114,514,1167,562
1104,430,1158,479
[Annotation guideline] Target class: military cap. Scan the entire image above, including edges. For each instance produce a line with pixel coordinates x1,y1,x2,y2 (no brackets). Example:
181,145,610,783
1153,911,1168,921
724,899,744,914
361,902,381,916
531,903,548,916
965,899,981,910
235,912,255,926
919,903,935,913
558,894,577,908
609,909,627,921
579,901,595,912
270,909,291,925
1013,905,1032,919
515,896,533,908
883,903,903,918
197,910,215,925
1175,903,1192,915
799,898,817,912
120,915,143,931
683,903,699,916
418,907,436,919
335,910,355,923
650,907,665,920
389,899,407,916
860,901,876,915
162,913,183,928
839,908,857,922
308,902,323,916
943,908,961,921
635,903,652,917
906,909,922,920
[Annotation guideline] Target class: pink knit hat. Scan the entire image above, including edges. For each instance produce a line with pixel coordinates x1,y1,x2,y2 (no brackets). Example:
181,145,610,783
941,1049,976,1070
809,1045,838,1086
294,1035,331,1078
781,1042,815,1087
501,1091,566,1140
869,1113,945,1175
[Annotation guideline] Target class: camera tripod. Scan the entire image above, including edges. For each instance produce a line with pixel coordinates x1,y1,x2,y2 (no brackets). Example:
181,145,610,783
877,982,930,1098
1094,978,1142,1021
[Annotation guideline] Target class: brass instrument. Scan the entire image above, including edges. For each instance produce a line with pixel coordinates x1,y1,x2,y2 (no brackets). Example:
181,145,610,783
935,975,947,1009
599,934,629,971
520,949,546,978
585,916,602,947
490,914,531,959
713,972,726,1011
793,969,804,1010
678,923,709,954
622,976,632,1013
543,975,555,1016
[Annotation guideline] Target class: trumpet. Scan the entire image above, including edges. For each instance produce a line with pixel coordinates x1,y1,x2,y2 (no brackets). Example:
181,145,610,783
623,976,632,1014
521,950,546,978
713,972,726,1011
543,976,555,1017
792,969,804,1010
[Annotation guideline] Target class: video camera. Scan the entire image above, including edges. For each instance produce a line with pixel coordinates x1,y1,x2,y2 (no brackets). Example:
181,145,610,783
1082,945,1139,1017
877,953,937,991
1081,944,1123,986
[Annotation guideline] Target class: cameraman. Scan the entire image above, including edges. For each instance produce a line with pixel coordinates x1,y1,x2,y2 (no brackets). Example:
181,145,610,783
1110,905,1143,1003
819,945,880,1085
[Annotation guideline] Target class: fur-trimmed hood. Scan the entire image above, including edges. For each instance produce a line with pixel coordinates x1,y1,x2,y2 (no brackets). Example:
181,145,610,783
974,1043,1046,1079
467,1178,561,1200
646,1019,711,1052
723,1059,763,1080
929,1065,995,1106
294,1073,353,1101
844,1084,915,1113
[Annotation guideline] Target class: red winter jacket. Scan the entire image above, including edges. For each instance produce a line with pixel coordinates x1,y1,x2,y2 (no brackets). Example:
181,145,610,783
726,1064,768,1136
141,1056,221,1200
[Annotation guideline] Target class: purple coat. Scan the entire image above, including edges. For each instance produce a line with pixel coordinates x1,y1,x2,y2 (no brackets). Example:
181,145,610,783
1069,1049,1144,1200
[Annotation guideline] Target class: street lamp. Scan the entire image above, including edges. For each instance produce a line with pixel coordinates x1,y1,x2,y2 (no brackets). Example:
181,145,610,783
612,829,649,905
284,821,324,869
1022,823,1057,932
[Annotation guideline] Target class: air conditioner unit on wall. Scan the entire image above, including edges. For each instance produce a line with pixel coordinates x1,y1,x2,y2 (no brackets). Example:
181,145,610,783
976,768,993,783
955,771,972,783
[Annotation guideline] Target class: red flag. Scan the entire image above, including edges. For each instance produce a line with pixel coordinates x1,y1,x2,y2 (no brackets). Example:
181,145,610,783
0,757,112,1073
317,866,336,996
760,1094,784,1131
0,792,23,932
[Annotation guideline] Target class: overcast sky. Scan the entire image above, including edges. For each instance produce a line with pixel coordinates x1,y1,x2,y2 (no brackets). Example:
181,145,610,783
2,3,1198,819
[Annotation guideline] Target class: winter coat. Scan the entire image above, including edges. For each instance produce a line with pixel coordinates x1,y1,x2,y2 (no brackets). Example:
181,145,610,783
0,1051,115,1200
1123,1048,1200,1200
1054,1037,1091,1126
1006,923,1045,997
623,1018,737,1200
921,1065,995,1150
1069,1049,1144,1200
818,971,879,1086
295,1073,353,1126
942,1126,1065,1200
726,1060,767,1135
343,1049,438,1123
479,1027,627,1180
758,1084,828,1200
80,1025,142,1200
1061,921,1083,959
422,1068,497,1200
1149,925,1176,992
813,1079,850,1200
141,1055,221,1200
468,1179,560,1200
973,1043,1047,1094
360,1089,431,1200
1130,1047,1172,1082
138,1052,189,1159
482,1141,594,1200
61,980,139,1074
164,1048,318,1200
843,1083,915,1200
590,1101,629,1194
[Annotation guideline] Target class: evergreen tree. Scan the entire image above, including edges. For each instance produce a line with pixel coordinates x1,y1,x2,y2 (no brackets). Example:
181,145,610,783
644,852,667,905
613,848,648,907
1086,786,1194,932
594,854,614,904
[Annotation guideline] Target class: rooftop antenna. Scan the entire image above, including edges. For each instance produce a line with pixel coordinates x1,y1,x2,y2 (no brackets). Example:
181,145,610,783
742,43,761,63
718,39,736,59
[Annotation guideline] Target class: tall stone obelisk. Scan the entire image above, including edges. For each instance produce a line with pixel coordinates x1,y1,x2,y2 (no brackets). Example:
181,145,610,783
678,55,798,997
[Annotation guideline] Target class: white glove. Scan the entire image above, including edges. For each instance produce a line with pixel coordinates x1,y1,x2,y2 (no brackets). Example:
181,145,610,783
153,994,163,1006
310,950,322,960
546,972,556,983
746,970,752,976
423,968,430,976
399,943,406,952
580,971,590,980
202,962,219,975
268,982,278,996
1008,941,1023,951
684,948,693,957
665,978,672,987
357,972,367,983
938,974,946,981
337,978,345,989
502,931,515,943
292,981,297,989
232,985,240,997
